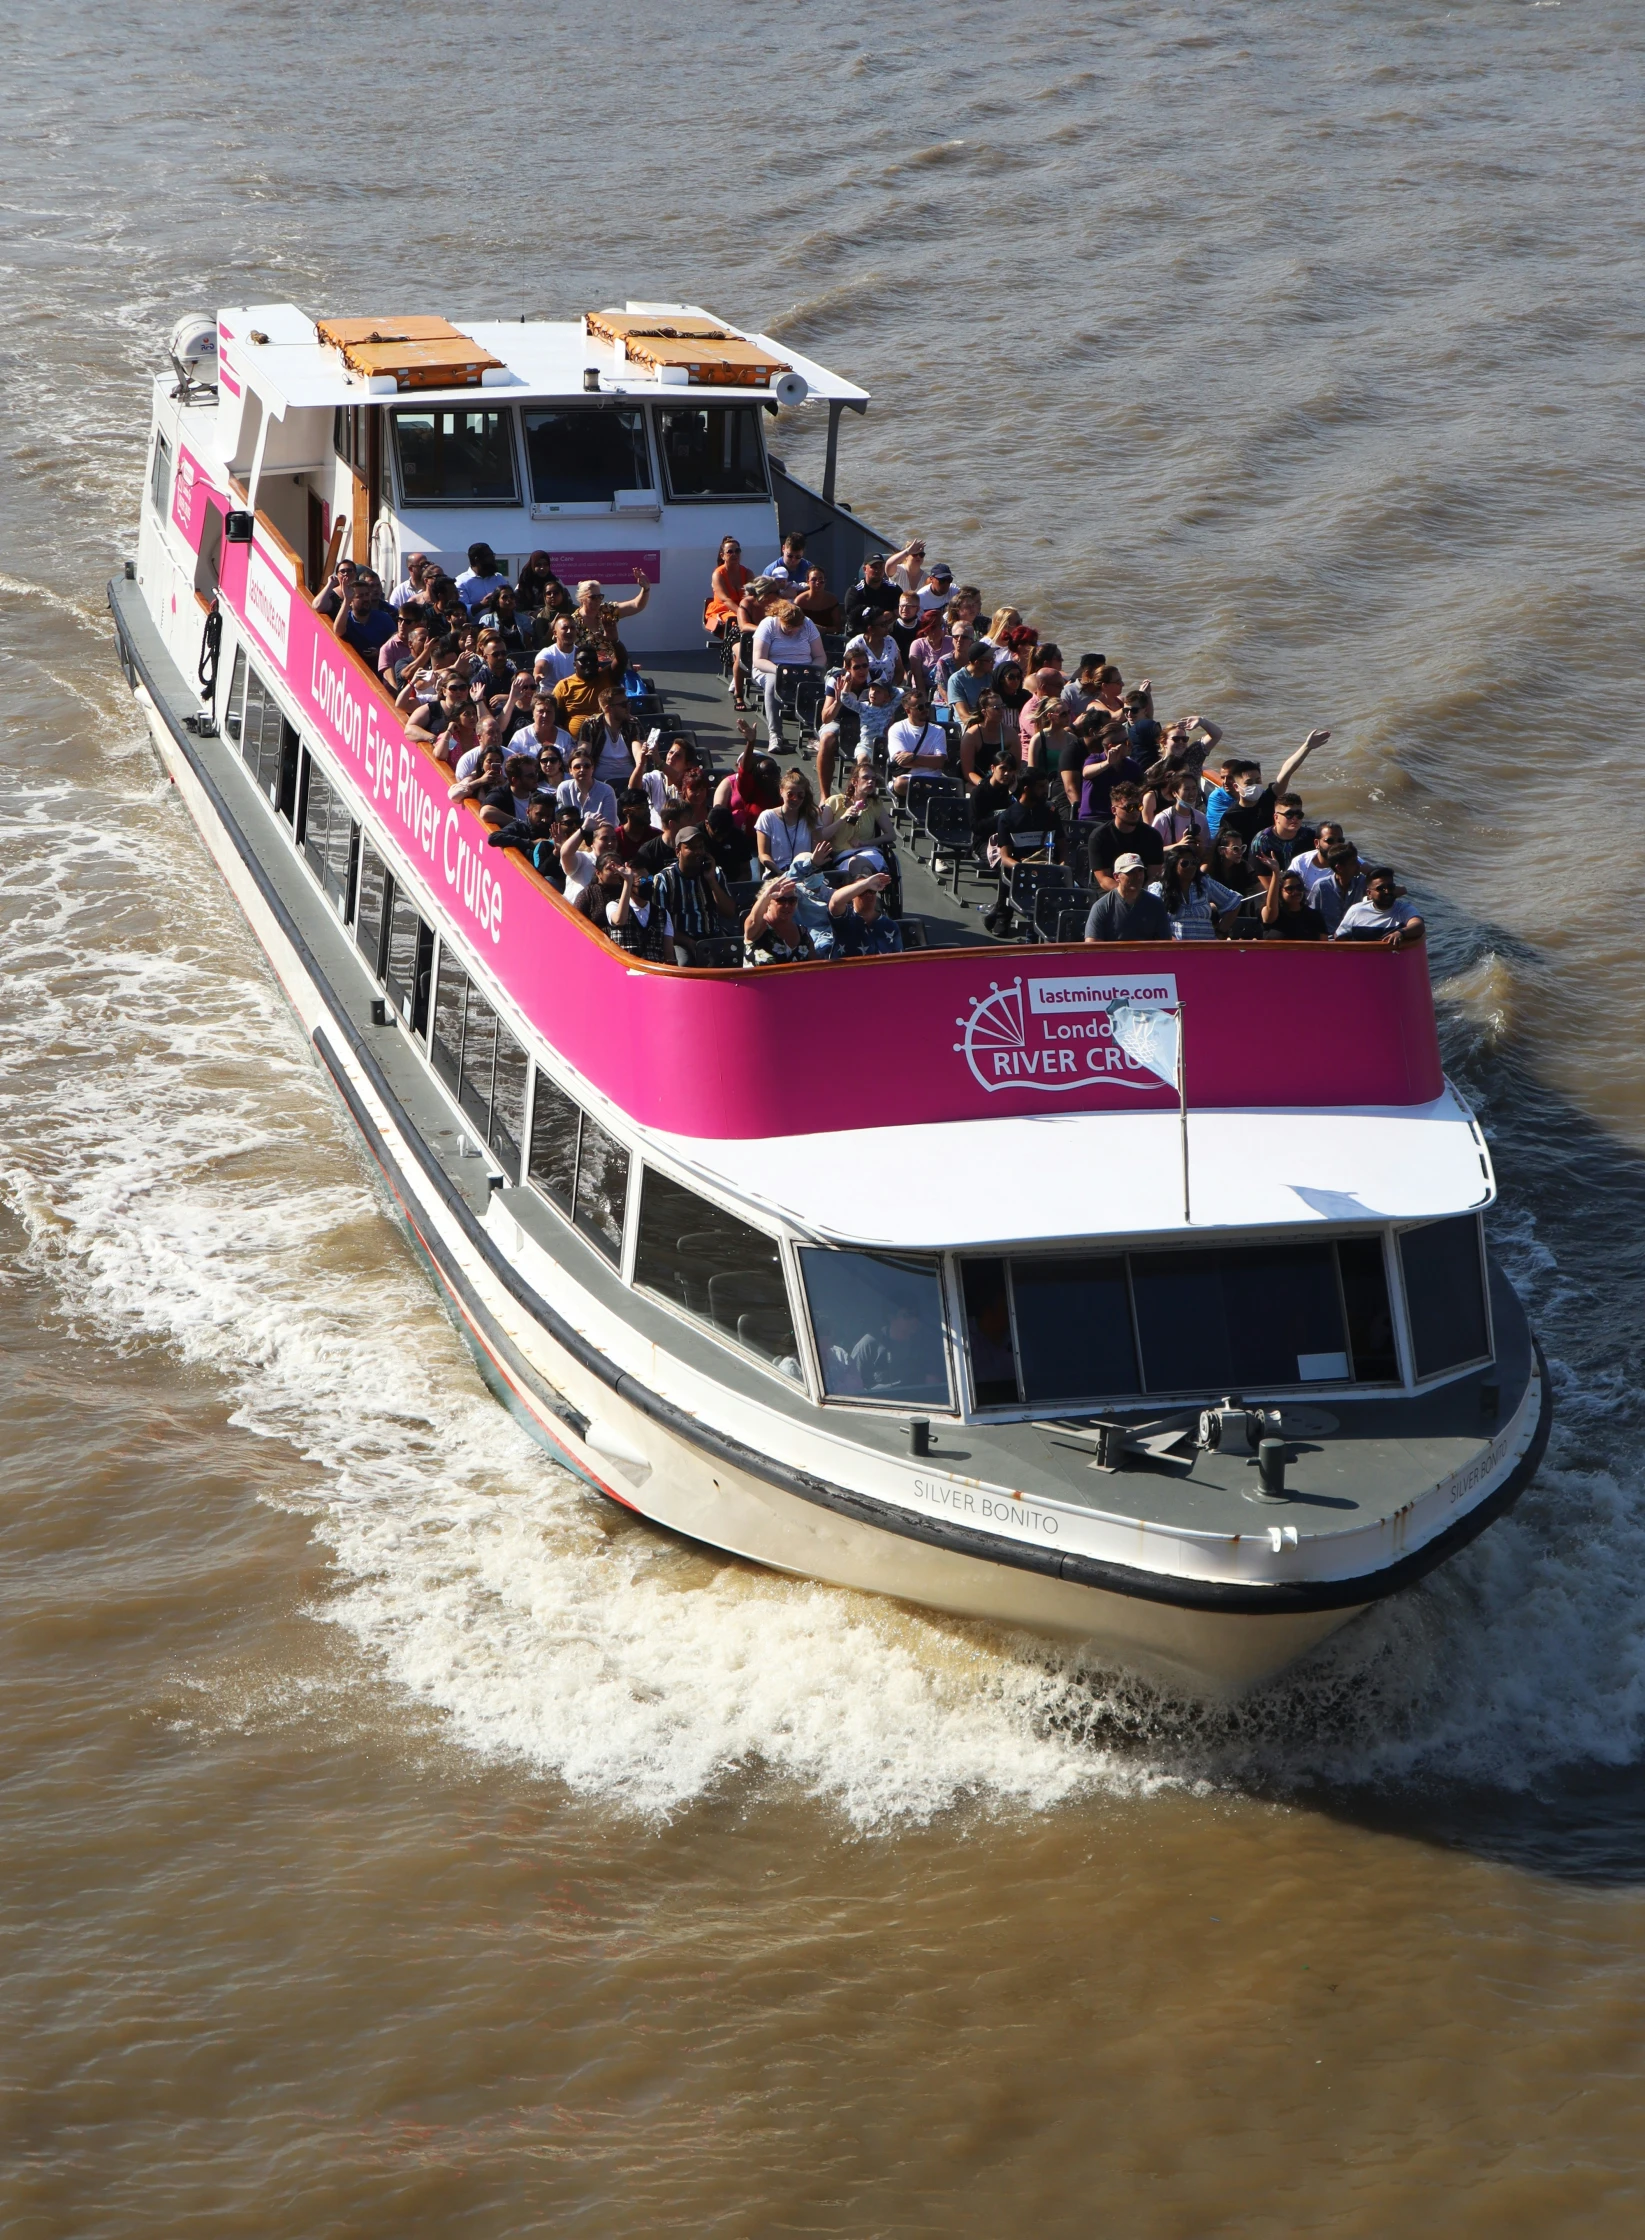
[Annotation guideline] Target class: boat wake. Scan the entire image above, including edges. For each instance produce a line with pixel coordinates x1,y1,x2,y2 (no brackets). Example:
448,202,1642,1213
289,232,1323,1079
3,707,1642,1829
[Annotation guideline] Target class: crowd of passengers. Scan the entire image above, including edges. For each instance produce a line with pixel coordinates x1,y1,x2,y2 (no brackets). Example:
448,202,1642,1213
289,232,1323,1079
314,528,1424,965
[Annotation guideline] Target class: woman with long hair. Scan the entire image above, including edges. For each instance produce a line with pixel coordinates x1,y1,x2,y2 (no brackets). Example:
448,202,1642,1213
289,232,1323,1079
993,659,1030,754
704,535,751,632
958,688,1008,786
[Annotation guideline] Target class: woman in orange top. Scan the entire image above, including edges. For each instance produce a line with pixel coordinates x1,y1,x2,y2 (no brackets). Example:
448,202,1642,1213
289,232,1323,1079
704,535,751,632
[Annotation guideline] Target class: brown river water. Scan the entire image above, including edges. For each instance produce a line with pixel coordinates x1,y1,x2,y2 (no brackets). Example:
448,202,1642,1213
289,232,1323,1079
5,2,1645,2231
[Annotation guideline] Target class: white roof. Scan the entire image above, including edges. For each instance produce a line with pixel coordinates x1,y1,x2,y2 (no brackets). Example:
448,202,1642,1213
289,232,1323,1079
651,1090,1494,1249
215,301,868,413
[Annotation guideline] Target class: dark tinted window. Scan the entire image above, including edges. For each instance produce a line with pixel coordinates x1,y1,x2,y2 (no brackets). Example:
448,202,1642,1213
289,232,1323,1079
1013,1256,1139,1404
527,1072,580,1212
573,1114,629,1262
523,406,650,503
300,754,356,916
355,842,389,976
961,1259,1017,1409
1401,1216,1489,1378
150,429,173,517
634,1169,799,1375
658,404,768,498
800,1250,950,1406
383,889,431,1033
1130,1243,1347,1394
393,407,518,503
1339,1235,1398,1382
490,1024,528,1186
430,949,469,1092
458,991,497,1132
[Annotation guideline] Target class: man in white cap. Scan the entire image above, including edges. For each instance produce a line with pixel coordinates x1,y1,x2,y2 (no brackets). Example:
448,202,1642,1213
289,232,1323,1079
1084,855,1172,942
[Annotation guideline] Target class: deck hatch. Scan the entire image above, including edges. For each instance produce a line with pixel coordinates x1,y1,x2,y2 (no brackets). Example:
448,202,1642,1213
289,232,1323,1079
315,314,504,392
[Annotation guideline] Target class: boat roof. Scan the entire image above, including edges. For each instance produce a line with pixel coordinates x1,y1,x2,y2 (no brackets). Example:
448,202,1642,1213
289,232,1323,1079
652,1094,1493,1249
214,301,869,412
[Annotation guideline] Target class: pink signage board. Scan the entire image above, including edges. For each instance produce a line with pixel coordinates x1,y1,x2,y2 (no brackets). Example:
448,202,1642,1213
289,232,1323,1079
203,513,1443,1142
523,547,660,585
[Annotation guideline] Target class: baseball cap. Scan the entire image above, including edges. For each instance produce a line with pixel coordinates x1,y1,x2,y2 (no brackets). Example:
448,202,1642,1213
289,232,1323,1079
929,562,953,581
1113,852,1146,875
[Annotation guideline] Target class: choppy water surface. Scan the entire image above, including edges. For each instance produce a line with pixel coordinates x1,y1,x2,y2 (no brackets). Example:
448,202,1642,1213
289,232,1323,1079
4,1,1645,2230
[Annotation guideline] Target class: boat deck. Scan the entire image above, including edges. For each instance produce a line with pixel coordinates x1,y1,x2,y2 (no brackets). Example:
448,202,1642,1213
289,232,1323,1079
113,581,1534,1550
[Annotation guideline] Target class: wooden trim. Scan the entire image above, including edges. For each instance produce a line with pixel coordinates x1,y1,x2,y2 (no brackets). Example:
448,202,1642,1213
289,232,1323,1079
228,474,309,594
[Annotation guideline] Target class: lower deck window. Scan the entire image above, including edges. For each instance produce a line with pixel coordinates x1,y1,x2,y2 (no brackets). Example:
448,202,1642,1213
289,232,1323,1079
525,1071,628,1264
299,753,358,920
1400,1215,1489,1378
431,946,528,1183
800,1250,951,1407
963,1235,1402,1409
383,888,432,1035
633,1169,800,1377
355,841,389,978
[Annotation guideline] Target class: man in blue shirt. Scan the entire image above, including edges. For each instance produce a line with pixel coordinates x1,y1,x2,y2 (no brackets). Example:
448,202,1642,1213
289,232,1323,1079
829,869,903,956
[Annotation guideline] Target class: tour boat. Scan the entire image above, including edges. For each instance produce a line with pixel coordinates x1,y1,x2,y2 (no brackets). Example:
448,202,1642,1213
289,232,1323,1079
108,300,1551,1697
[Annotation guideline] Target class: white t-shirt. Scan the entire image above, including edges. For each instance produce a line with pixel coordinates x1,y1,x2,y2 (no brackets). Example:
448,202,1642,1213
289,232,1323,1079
755,806,816,872
843,632,900,684
389,576,426,608
752,615,825,670
888,716,947,768
917,584,953,615
886,560,923,593
563,848,598,910
535,644,577,684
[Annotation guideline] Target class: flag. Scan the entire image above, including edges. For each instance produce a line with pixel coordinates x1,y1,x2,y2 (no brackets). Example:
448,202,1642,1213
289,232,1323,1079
1106,1000,1180,1087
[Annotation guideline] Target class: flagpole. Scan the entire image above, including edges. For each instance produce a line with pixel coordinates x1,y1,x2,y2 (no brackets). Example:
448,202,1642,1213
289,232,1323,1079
1177,1001,1190,1225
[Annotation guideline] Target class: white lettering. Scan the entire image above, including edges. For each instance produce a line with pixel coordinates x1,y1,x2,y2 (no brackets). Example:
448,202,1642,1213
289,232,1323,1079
443,807,459,886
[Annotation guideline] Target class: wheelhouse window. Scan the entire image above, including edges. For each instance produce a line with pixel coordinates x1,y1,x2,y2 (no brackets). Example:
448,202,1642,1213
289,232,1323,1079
525,1071,629,1265
392,406,518,504
961,1236,1400,1410
1400,1215,1490,1379
633,1169,801,1379
799,1250,951,1407
657,404,768,500
522,406,651,504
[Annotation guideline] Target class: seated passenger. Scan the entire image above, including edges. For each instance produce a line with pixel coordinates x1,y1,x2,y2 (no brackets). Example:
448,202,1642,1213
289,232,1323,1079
829,869,903,957
1148,766,1210,850
572,569,650,649
814,651,873,796
580,682,638,792
905,607,949,697
551,645,606,736
843,611,904,688
515,550,568,617
756,769,834,877
480,752,542,829
533,614,579,685
1207,825,1261,899
1333,866,1425,946
1084,856,1173,943
1250,792,1316,873
1259,861,1328,939
1061,653,1107,714
1121,685,1161,763
992,660,1031,754
1023,690,1076,786
704,800,757,883
883,538,928,594
311,556,357,620
887,691,951,799
655,826,738,948
483,792,563,860
1210,729,1331,843
332,576,397,660
889,589,925,662
968,753,1020,844
704,535,751,632
718,716,783,833
983,766,1059,934
763,531,811,586
407,678,480,766
915,561,956,617
1088,783,1166,890
556,746,620,832
944,639,998,730
743,878,818,965
590,858,665,958
1073,714,1142,823
452,714,506,782
456,542,510,611
1153,846,1241,941
612,786,656,865
474,582,528,654
751,600,827,744
473,631,517,708
447,743,505,809
500,692,568,769
1090,662,1126,719
844,554,901,635
388,552,432,610
822,761,896,867
959,689,1010,788
795,566,844,637
985,606,1033,663
558,817,620,909
1290,819,1347,888
380,618,429,690
634,797,686,876
1311,841,1368,934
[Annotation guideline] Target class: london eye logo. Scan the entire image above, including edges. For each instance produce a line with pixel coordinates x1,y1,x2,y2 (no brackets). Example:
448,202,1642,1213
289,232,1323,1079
953,975,1175,1094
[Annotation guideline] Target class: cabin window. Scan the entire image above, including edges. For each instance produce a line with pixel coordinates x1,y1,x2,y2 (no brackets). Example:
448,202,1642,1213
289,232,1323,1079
656,404,769,500
526,1072,628,1263
633,1170,801,1377
383,887,433,1035
298,752,358,919
149,429,173,518
799,1250,951,1408
961,1237,1399,1410
355,840,390,977
391,406,519,505
1400,1216,1490,1379
522,406,651,504
228,650,295,812
574,1114,630,1263
432,946,529,1184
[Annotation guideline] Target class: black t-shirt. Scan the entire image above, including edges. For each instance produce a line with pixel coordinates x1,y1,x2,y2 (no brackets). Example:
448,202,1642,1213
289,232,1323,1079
1088,820,1165,879
1218,787,1277,846
845,579,900,633
993,800,1060,860
970,776,1013,838
1057,735,1087,794
634,834,677,878
704,805,756,881
889,617,922,660
1265,904,1327,941
1127,715,1162,762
